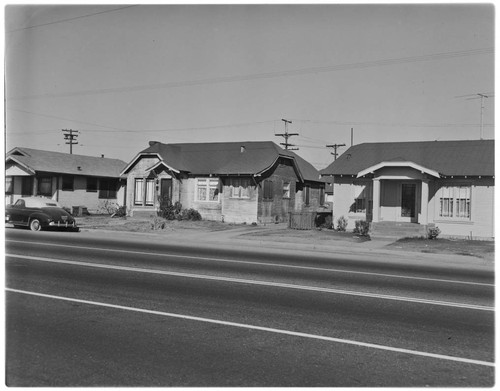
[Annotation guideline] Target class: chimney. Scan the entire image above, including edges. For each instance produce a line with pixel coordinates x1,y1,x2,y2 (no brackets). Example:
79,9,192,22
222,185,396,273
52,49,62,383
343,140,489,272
240,145,246,153
101,154,104,158
149,141,161,147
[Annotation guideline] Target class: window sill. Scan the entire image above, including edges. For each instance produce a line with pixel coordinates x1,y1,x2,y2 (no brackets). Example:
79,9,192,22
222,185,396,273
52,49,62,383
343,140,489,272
230,196,250,199
434,219,473,225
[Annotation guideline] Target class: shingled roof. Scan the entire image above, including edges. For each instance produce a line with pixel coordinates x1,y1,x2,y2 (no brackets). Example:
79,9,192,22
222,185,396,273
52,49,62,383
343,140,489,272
6,147,127,178
320,140,494,177
123,141,321,182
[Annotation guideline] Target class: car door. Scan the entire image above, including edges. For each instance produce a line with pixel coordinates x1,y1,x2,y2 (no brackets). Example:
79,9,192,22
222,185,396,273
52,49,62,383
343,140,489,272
8,199,29,225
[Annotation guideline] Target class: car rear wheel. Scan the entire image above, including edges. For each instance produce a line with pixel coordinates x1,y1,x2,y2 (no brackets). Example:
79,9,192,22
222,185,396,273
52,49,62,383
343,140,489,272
29,218,42,231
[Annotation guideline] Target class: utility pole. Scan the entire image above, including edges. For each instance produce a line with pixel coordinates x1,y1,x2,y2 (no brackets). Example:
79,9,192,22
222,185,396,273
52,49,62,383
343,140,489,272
62,129,79,154
326,143,346,160
275,119,299,150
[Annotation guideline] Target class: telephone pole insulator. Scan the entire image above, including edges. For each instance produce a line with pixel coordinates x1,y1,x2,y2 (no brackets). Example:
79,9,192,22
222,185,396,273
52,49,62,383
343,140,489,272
275,119,299,150
62,129,79,154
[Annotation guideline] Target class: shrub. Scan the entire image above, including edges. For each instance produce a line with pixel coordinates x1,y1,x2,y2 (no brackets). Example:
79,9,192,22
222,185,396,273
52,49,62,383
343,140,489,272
112,205,127,218
336,216,348,231
353,220,370,236
97,200,121,215
151,216,167,230
181,208,202,221
158,197,182,220
427,226,441,240
157,197,202,221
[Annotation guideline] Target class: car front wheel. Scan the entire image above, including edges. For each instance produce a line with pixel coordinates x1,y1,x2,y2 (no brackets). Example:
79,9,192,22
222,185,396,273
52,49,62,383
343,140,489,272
29,218,42,231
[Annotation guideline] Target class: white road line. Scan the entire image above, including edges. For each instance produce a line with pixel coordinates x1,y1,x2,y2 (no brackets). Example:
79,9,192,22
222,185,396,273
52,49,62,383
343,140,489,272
5,239,493,287
6,287,494,368
6,254,494,311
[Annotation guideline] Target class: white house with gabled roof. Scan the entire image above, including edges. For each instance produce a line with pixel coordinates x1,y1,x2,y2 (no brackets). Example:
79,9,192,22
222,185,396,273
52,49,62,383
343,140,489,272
320,139,494,240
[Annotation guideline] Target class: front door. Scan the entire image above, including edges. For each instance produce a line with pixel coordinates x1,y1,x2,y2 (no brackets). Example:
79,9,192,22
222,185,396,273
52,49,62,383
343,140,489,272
401,183,416,222
160,178,173,202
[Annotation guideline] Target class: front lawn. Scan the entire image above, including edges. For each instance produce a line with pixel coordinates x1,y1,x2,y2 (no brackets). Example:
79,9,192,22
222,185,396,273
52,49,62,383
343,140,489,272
388,237,494,259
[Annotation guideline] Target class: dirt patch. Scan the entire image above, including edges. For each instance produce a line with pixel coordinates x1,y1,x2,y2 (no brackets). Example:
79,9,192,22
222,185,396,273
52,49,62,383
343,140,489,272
239,227,371,244
387,237,494,260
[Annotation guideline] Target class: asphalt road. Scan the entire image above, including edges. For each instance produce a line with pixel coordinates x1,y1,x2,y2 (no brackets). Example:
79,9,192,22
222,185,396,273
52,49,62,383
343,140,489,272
5,229,495,386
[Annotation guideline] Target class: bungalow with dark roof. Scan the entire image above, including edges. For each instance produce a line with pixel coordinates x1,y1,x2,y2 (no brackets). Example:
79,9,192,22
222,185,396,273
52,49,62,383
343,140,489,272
121,141,328,224
6,147,127,214
320,140,494,240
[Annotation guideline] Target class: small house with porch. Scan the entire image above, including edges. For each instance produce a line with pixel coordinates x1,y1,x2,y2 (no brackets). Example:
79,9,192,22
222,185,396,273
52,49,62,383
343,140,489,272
5,147,127,214
320,139,494,239
121,141,328,225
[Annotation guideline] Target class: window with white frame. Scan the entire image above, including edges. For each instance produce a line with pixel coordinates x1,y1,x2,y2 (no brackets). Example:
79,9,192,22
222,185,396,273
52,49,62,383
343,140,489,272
196,178,220,202
283,182,291,198
134,179,144,205
5,177,13,194
145,178,155,206
230,178,250,198
351,185,366,213
439,185,471,219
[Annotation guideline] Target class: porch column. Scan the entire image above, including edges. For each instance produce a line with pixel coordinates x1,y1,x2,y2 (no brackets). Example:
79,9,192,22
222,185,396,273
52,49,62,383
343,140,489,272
372,178,380,222
420,180,429,225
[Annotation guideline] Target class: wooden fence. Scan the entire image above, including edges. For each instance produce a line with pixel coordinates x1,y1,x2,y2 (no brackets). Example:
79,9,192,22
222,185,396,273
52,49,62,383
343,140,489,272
288,212,317,230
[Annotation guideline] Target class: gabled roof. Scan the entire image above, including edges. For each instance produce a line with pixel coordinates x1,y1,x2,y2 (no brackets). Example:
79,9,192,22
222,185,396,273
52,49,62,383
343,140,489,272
6,147,127,178
320,140,494,177
122,141,321,182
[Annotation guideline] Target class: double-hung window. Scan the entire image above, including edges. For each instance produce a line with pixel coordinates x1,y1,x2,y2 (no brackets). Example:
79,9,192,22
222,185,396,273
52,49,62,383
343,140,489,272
38,177,52,196
99,179,118,199
87,177,98,192
283,182,290,198
439,185,471,219
5,177,13,194
145,178,155,206
62,176,74,191
230,178,250,198
196,178,220,202
263,180,273,201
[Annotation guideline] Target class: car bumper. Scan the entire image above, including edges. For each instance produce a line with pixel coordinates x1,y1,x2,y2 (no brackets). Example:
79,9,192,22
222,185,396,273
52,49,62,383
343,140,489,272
49,221,77,228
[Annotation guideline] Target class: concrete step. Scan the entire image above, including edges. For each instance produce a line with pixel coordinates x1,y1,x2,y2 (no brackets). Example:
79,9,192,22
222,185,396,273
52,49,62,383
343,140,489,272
370,222,427,240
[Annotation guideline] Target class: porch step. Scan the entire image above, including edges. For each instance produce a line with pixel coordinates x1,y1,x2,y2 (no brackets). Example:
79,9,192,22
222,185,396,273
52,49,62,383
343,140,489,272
369,222,428,240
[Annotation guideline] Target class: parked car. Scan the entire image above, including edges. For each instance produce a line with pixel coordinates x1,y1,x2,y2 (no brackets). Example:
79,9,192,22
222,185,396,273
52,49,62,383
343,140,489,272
6,197,78,232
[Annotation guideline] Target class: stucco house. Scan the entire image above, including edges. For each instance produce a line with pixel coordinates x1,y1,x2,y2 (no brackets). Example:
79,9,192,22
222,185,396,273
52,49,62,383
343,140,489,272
5,147,127,214
320,139,494,239
121,141,328,224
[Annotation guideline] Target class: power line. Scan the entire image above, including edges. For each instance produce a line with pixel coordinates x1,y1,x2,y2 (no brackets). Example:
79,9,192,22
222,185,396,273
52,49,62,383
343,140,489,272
8,47,493,101
292,118,494,128
7,108,276,133
7,5,138,33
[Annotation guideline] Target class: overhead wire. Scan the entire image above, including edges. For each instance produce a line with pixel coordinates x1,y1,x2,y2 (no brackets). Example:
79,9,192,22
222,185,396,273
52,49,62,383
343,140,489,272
7,47,493,101
6,5,139,33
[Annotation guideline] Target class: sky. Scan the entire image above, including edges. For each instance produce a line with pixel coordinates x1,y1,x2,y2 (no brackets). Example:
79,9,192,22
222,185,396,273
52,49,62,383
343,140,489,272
4,3,495,169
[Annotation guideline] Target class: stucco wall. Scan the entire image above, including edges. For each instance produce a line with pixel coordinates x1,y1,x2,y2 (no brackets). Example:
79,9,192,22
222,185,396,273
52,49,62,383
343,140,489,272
333,176,494,238
221,181,258,224
332,178,372,230
7,175,124,214
429,178,494,239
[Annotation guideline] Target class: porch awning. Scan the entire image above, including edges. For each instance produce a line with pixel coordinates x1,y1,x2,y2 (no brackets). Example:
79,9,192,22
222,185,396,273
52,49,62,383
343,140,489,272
356,161,440,179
